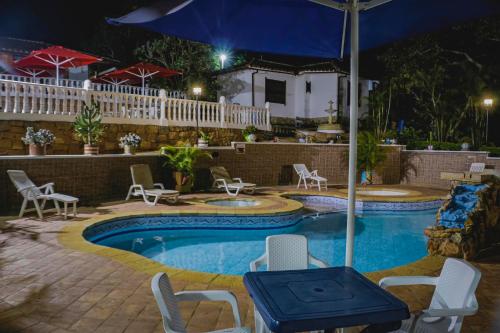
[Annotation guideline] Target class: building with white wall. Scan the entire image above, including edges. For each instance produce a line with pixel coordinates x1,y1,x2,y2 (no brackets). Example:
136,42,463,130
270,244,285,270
217,59,376,126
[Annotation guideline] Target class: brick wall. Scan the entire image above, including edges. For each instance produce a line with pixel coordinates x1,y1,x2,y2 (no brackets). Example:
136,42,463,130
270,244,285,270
198,143,403,186
0,120,243,155
401,150,490,188
0,154,163,214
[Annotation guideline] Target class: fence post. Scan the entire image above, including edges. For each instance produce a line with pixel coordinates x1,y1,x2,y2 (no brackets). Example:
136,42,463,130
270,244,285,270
219,96,226,128
83,79,91,105
159,89,168,126
265,102,271,131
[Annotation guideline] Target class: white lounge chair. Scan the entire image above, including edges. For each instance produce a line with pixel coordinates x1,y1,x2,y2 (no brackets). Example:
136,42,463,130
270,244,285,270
126,164,179,205
469,162,485,173
250,235,328,333
7,170,79,220
379,258,481,333
151,272,250,333
293,163,328,191
210,166,256,197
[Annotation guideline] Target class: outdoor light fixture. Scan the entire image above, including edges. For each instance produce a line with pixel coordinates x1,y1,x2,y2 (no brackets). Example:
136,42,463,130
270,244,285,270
219,53,228,69
193,86,202,96
483,98,494,143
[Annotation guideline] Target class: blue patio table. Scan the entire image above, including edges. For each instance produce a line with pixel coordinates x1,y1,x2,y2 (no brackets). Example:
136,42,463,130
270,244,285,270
243,267,410,333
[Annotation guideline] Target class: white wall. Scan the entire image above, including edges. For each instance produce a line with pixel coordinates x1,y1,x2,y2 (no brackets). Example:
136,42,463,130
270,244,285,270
217,68,373,121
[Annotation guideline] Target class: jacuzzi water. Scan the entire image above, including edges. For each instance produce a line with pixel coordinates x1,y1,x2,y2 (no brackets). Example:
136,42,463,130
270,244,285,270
94,209,437,275
206,199,260,207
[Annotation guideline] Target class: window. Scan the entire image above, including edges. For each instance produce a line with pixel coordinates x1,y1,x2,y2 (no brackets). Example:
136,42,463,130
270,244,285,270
265,78,286,105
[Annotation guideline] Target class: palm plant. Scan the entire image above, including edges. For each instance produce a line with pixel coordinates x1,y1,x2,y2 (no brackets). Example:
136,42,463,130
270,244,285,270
160,145,212,189
74,101,104,146
357,131,386,184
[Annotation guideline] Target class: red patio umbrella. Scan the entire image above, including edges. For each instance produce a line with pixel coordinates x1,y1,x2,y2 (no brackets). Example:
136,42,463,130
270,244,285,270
15,46,102,85
108,62,181,92
15,67,52,79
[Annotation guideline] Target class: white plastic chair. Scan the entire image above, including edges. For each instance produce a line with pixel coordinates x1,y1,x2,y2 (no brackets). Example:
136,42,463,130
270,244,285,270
469,163,485,174
210,166,256,197
7,170,61,219
126,164,179,205
293,164,328,191
151,272,250,333
250,235,328,333
379,258,481,333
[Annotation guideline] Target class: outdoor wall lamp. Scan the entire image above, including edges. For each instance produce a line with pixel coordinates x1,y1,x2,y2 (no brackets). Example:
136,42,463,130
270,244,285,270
483,98,493,107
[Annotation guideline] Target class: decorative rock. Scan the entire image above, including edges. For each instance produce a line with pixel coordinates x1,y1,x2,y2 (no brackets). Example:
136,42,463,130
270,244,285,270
425,178,500,259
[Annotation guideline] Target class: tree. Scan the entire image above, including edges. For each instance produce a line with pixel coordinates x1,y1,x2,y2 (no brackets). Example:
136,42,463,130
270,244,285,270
366,82,392,141
135,37,218,100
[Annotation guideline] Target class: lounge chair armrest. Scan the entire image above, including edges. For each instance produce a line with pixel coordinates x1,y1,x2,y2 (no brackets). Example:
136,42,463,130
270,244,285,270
308,254,329,268
17,184,37,193
233,177,243,183
379,276,438,289
153,183,165,189
38,182,55,194
175,290,242,327
213,178,228,187
250,253,267,272
310,170,319,176
420,306,478,318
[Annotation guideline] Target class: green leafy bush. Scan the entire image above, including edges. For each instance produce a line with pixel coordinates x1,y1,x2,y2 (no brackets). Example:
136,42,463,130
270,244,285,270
160,145,212,178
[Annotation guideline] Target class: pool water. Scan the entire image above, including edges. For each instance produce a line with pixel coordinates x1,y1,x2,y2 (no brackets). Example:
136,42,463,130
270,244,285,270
96,210,436,275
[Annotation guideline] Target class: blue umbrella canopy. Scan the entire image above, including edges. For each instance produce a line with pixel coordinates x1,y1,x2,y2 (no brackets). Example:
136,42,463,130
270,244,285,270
109,0,500,268
108,0,500,59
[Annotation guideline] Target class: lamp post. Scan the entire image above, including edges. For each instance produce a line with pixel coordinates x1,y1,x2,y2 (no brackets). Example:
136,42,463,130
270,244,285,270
193,86,202,145
219,53,227,70
483,98,493,144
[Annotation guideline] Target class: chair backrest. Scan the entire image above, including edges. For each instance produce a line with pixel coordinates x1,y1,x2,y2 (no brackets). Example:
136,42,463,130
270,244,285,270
210,166,233,183
151,273,187,333
430,258,481,330
469,163,485,173
293,164,311,178
130,164,155,190
266,235,309,271
7,170,42,198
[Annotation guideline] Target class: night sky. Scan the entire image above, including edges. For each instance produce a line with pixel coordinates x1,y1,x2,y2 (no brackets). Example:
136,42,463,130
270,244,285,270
0,0,151,47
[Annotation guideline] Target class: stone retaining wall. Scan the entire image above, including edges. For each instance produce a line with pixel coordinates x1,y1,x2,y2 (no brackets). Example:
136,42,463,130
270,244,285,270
0,120,243,155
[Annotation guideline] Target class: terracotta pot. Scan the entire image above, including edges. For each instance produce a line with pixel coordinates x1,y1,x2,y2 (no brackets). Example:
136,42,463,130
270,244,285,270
29,144,45,156
174,171,192,193
84,144,99,155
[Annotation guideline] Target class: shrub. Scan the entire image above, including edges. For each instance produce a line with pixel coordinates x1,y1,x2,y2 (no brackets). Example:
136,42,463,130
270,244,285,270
21,127,56,146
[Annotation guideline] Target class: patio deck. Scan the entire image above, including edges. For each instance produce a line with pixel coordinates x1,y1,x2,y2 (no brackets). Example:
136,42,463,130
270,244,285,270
0,187,498,333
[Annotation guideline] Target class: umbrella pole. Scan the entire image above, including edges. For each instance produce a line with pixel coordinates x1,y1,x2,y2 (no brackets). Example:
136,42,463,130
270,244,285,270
56,63,60,86
345,1,359,267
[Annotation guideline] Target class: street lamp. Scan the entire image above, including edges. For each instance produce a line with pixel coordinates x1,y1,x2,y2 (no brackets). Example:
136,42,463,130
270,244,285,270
483,98,494,143
193,86,202,144
219,53,227,69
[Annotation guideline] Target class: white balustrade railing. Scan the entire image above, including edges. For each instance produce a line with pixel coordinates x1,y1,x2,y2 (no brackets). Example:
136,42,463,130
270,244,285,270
0,79,271,130
0,74,185,99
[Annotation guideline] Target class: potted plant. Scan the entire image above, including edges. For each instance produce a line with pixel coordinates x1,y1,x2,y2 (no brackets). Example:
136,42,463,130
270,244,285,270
427,131,434,150
198,131,211,148
160,144,212,193
242,125,257,143
357,131,386,186
21,127,56,156
461,137,471,151
119,133,142,155
74,101,104,155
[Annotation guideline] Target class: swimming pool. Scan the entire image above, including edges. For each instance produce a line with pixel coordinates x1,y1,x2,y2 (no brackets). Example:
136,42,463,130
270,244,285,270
90,209,436,275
